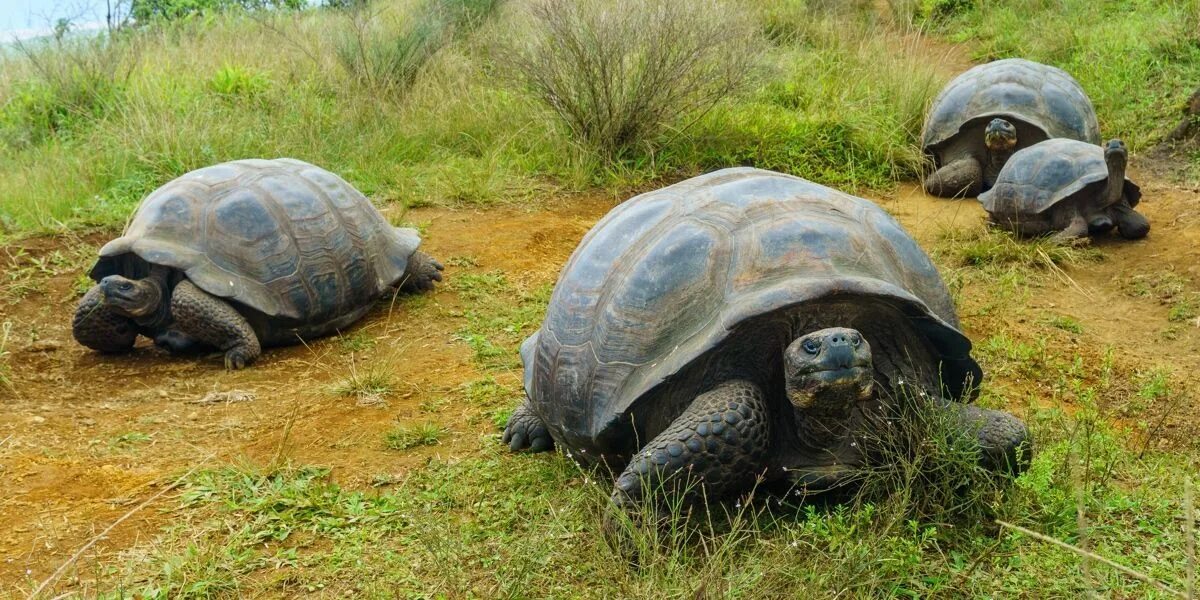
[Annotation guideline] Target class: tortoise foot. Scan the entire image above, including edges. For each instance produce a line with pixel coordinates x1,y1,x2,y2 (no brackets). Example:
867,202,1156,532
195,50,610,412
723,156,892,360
503,401,554,453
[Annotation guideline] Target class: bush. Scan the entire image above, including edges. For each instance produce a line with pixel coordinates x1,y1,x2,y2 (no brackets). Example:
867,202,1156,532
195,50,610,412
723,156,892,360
500,0,760,160
207,64,272,99
333,0,503,97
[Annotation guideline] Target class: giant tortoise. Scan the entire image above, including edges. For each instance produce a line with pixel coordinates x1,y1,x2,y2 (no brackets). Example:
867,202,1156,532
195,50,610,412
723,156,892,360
922,58,1100,198
979,138,1149,241
504,168,1029,511
72,158,443,368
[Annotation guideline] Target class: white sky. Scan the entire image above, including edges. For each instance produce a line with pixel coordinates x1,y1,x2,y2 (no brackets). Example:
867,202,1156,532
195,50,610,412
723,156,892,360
0,0,110,40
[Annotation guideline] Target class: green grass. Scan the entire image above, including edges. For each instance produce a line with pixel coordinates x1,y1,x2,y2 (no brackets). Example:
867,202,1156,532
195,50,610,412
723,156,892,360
328,364,396,404
451,270,551,369
383,421,447,450
0,1,954,235
938,226,1104,270
1124,269,1200,323
97,394,1200,597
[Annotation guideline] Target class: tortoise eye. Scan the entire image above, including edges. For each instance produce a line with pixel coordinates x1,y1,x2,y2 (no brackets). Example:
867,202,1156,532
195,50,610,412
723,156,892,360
802,339,820,355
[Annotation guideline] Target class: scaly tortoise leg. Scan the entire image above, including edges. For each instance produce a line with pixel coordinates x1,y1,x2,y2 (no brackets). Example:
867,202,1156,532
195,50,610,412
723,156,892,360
400,251,444,294
945,403,1032,475
1110,200,1150,240
170,280,261,369
924,157,983,198
611,380,771,512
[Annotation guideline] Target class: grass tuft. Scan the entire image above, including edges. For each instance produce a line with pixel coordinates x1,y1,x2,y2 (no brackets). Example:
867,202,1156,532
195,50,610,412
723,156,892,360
383,421,447,450
939,227,1104,269
328,364,396,405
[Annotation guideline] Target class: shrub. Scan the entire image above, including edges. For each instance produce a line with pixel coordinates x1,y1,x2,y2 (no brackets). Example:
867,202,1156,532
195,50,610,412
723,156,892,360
207,64,272,98
332,0,503,97
500,0,760,159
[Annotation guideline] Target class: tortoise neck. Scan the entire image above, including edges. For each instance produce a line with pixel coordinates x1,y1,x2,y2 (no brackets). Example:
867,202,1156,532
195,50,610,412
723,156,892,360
132,267,173,328
1103,149,1127,205
984,147,1014,185
790,387,865,451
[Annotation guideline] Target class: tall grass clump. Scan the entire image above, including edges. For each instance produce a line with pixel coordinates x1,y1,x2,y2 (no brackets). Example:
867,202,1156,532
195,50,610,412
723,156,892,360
499,0,760,161
333,0,503,97
930,0,1200,148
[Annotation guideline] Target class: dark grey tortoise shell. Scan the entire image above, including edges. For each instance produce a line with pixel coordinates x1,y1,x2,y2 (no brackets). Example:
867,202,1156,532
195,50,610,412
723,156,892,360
922,58,1100,160
979,138,1141,217
89,158,420,338
521,167,981,462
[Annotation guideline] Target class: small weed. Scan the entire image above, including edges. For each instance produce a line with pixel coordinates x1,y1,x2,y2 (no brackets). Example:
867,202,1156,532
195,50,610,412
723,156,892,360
1124,270,1200,322
462,376,511,406
72,274,94,297
1125,270,1189,301
111,431,152,448
1046,315,1083,334
1167,295,1199,323
490,405,514,431
446,255,480,268
337,330,377,354
329,365,396,405
419,395,450,413
451,271,549,369
384,421,447,450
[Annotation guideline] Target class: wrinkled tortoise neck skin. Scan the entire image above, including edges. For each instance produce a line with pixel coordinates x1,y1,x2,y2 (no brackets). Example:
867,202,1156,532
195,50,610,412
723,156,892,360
1102,141,1128,206
128,266,179,332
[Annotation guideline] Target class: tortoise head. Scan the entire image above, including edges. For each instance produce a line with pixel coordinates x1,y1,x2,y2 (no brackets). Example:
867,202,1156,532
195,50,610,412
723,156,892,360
984,118,1018,153
1104,139,1127,167
99,275,163,318
784,327,874,410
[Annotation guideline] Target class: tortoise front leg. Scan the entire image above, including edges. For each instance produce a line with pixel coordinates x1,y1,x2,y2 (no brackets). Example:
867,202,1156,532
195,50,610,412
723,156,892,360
170,280,261,369
611,380,770,513
945,404,1031,475
1110,199,1150,240
72,285,139,353
1049,210,1089,244
924,157,983,198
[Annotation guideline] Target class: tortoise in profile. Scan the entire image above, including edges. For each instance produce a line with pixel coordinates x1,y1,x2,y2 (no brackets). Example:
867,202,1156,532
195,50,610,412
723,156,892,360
922,58,1100,198
504,168,1029,511
72,158,443,369
979,138,1149,241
